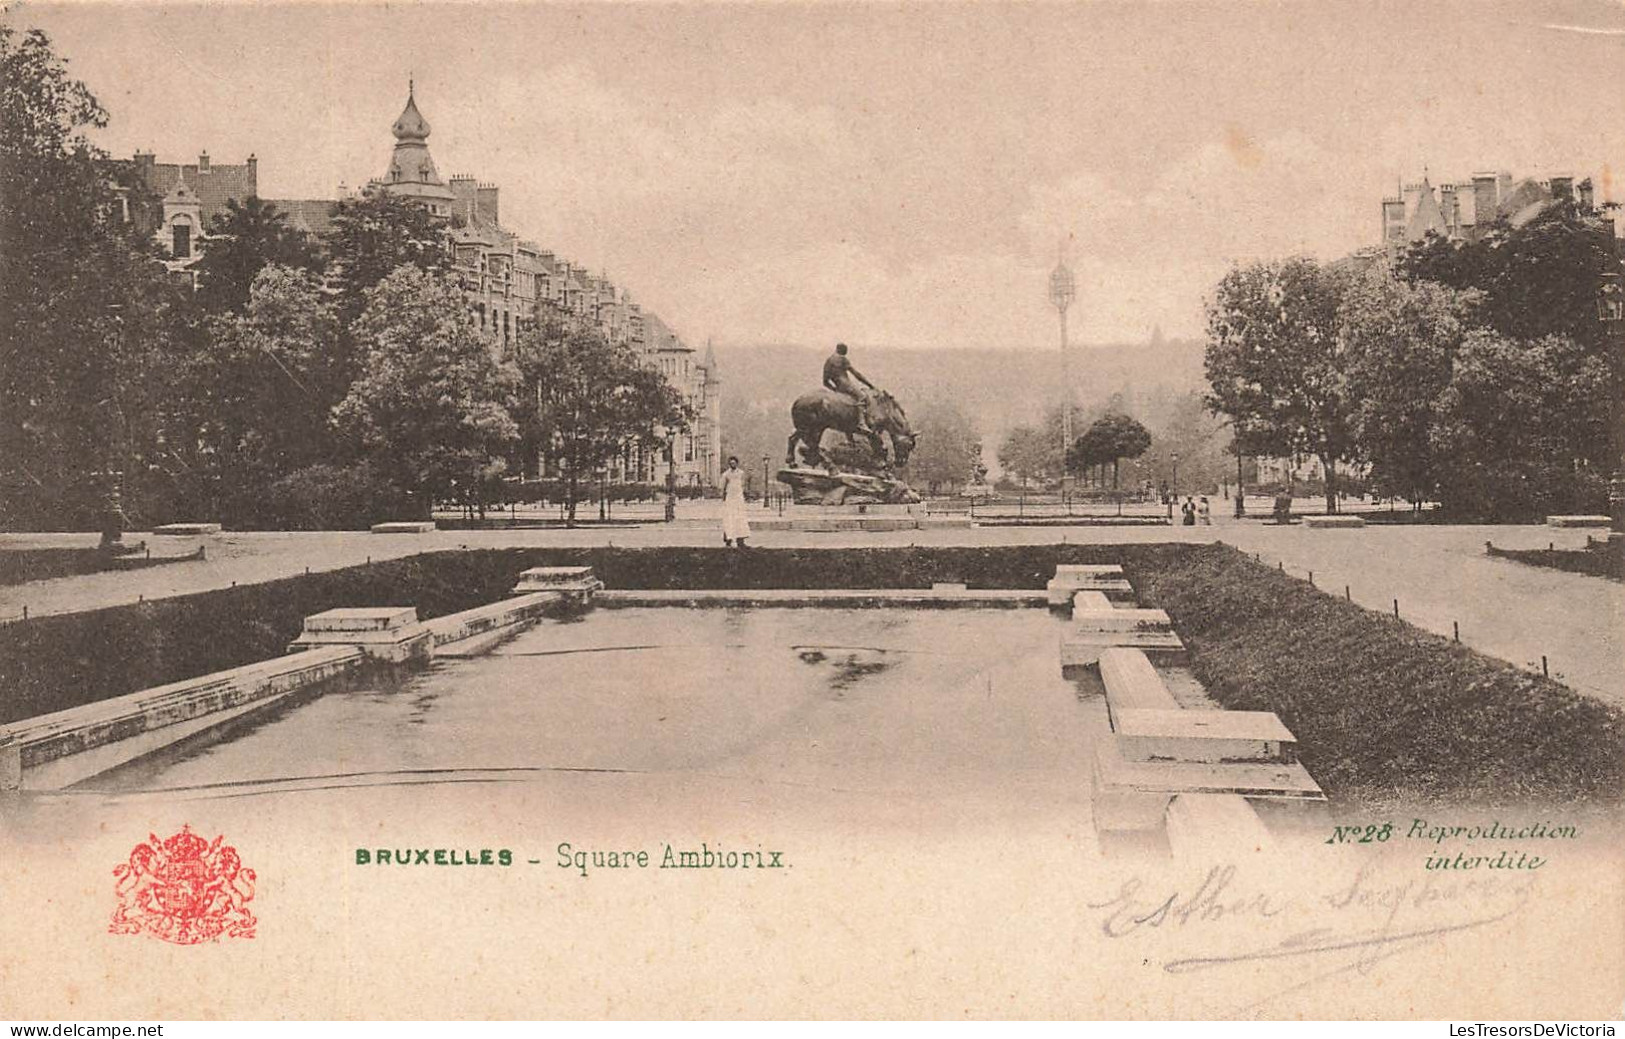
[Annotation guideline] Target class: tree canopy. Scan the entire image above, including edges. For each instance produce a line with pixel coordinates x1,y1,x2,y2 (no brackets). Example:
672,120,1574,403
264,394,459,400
196,196,322,314
332,266,522,514
1205,257,1356,511
515,317,690,523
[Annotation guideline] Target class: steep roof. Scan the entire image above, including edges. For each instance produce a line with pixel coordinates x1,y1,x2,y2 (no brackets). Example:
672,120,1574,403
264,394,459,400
267,198,337,238
138,159,258,227
1404,179,1447,240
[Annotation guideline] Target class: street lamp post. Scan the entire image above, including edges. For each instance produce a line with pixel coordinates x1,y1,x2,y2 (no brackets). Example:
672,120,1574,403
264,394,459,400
762,456,771,509
1049,245,1077,507
98,304,128,552
655,424,676,522
1235,450,1246,518
1171,452,1180,497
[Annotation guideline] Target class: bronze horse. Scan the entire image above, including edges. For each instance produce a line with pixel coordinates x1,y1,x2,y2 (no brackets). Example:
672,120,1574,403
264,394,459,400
786,390,917,471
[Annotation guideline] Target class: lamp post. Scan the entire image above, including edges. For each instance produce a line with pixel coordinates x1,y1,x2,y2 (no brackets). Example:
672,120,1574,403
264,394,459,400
1049,245,1077,506
1235,450,1246,518
762,456,771,509
1171,452,1180,496
654,425,676,522
98,303,128,551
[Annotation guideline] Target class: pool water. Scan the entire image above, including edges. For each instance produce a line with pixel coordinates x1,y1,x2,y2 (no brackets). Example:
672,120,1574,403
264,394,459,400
96,608,1110,821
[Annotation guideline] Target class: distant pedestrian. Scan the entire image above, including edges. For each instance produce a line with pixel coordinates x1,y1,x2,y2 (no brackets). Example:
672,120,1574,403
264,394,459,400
720,456,751,547
1182,496,1196,526
1198,496,1212,525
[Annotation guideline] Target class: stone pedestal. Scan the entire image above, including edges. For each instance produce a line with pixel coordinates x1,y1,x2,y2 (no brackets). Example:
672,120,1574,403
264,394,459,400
288,607,433,664
776,466,920,505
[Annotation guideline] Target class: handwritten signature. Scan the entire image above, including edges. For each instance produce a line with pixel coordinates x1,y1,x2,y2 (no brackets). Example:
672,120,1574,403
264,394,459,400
1088,860,1539,1013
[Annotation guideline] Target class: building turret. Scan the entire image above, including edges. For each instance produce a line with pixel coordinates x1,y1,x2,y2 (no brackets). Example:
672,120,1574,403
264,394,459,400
377,81,455,217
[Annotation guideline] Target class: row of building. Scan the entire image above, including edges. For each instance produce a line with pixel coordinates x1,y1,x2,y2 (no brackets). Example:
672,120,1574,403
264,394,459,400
1379,168,1617,255
121,85,723,489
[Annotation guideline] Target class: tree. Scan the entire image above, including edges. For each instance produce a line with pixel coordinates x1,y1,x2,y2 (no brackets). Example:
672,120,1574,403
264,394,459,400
1,26,192,530
997,425,1051,487
1398,199,1619,352
905,398,979,495
1430,330,1613,520
1339,266,1475,506
1074,412,1152,488
332,266,522,515
170,265,347,521
195,196,321,314
322,187,453,322
515,317,689,524
1205,257,1354,512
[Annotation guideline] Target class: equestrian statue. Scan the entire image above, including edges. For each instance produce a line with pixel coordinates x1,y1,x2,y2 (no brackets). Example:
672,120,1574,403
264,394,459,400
779,343,921,505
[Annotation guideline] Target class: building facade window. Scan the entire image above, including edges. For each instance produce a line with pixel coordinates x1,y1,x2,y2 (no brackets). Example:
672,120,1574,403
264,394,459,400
172,222,191,258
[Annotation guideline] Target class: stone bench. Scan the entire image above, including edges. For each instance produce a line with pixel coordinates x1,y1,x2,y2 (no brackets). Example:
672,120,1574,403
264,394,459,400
1303,515,1366,529
1091,739,1324,832
1099,648,1180,726
370,520,437,534
0,646,363,791
1547,514,1613,528
1113,707,1297,763
153,522,222,535
1164,793,1274,856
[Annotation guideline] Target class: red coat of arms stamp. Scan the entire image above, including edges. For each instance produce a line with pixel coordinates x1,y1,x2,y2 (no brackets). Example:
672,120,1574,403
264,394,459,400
110,825,257,944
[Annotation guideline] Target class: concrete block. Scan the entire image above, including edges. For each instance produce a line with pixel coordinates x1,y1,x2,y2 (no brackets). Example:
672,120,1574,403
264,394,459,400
1114,707,1297,763
0,741,20,792
153,522,222,535
1093,738,1325,801
1100,648,1180,725
1165,793,1273,856
423,592,560,652
1047,576,1135,606
1303,515,1366,529
2,646,364,791
1060,631,1187,669
1072,608,1172,633
1054,564,1125,579
1547,514,1612,528
370,521,437,533
302,606,419,633
1071,591,1114,613
512,566,604,600
289,607,432,664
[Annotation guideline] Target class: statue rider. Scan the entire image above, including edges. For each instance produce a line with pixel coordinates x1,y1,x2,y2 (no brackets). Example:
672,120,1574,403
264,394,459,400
822,342,877,435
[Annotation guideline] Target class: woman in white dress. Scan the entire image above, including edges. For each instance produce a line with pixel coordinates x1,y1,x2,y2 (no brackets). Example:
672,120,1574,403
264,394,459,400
720,456,751,548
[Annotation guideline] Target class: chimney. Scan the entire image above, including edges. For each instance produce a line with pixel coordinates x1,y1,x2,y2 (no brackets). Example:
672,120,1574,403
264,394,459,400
1578,178,1595,211
1548,175,1573,201
246,153,258,194
477,183,499,227
198,150,210,174
1472,172,1500,225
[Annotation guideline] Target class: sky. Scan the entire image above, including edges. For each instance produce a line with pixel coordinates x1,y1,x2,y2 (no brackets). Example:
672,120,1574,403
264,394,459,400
9,0,1625,351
